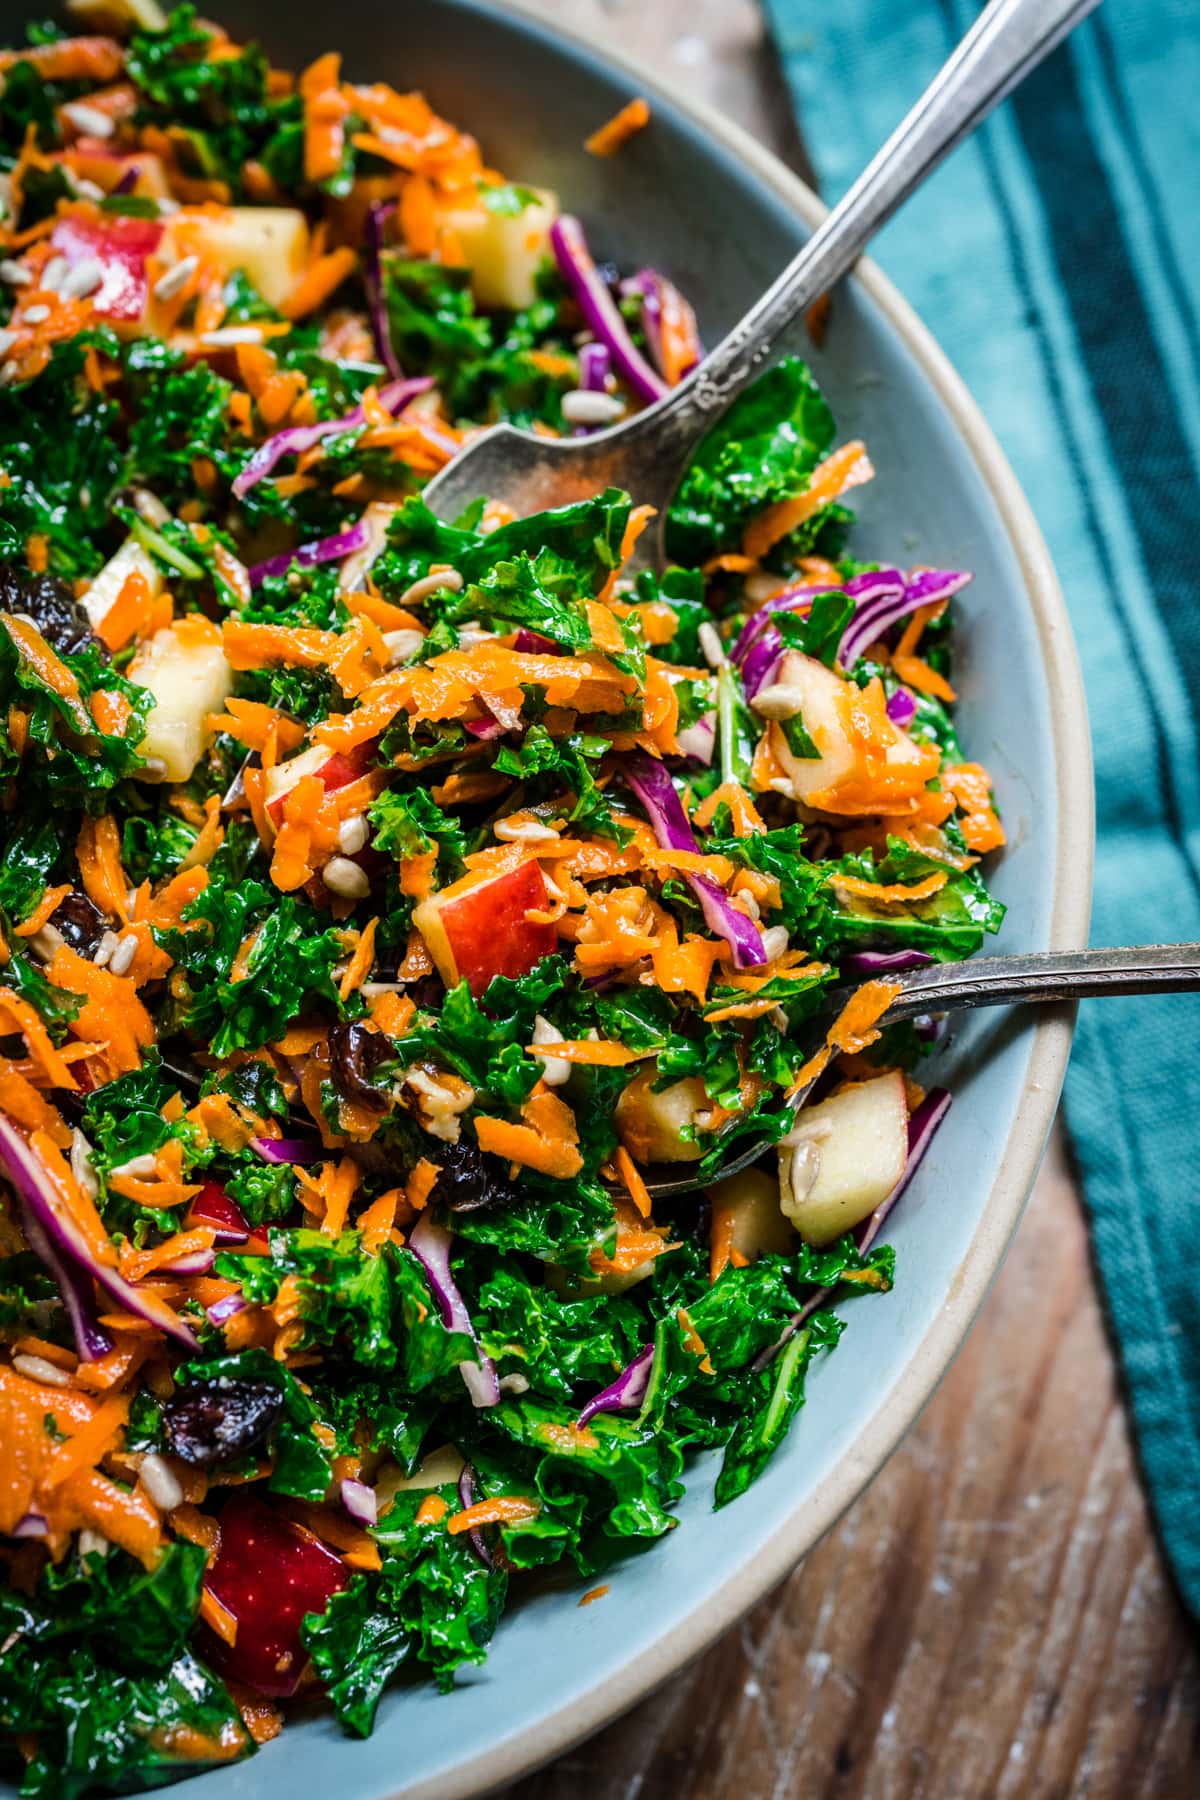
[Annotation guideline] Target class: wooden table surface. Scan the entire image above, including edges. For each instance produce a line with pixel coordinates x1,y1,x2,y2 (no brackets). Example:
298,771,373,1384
498,3,1200,1795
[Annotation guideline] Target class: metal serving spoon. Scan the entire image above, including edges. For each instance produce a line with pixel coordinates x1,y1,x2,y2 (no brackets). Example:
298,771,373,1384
644,942,1200,1201
422,0,1099,553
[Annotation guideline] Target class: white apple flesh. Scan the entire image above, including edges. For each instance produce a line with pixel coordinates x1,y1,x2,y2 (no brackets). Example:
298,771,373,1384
779,1070,909,1246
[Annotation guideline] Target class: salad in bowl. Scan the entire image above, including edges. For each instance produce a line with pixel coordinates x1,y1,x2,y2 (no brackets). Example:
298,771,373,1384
0,7,1006,1794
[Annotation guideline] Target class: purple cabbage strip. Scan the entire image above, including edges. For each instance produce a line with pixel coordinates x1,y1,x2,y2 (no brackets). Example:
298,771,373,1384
576,1343,655,1430
340,1477,378,1528
206,1293,248,1326
231,375,432,501
0,1112,196,1354
622,751,767,969
842,948,934,975
248,519,371,589
549,215,667,406
739,634,784,704
578,340,612,392
364,199,402,380
251,1135,323,1167
838,568,971,672
676,711,716,765
512,628,560,655
456,1462,494,1569
623,267,702,383
13,1511,49,1539
19,1200,113,1363
732,569,898,669
112,167,139,197
886,687,917,728
161,1248,215,1276
408,1214,500,1408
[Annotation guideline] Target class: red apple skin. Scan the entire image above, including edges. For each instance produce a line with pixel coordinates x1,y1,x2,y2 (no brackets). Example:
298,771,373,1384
265,739,376,826
50,212,163,323
420,860,557,998
186,1179,268,1253
58,141,170,199
203,1493,351,1698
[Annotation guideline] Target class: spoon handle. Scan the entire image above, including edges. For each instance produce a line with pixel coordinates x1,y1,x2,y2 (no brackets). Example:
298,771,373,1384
650,0,1099,449
872,942,1200,1025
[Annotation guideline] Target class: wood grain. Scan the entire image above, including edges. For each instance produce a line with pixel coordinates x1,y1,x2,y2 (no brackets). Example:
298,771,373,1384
496,2,1200,1795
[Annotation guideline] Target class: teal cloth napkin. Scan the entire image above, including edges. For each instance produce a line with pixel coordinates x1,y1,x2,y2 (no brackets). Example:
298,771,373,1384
763,0,1200,1611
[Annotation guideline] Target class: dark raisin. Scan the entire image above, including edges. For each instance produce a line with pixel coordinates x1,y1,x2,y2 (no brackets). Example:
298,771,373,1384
328,1021,391,1113
49,891,108,957
0,565,106,661
162,1378,284,1468
432,1137,518,1215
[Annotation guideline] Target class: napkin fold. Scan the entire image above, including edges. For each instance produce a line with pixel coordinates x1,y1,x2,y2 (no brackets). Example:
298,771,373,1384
763,0,1200,1612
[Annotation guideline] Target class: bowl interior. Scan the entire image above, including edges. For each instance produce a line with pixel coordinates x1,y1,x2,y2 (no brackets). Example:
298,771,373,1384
3,3,1088,1796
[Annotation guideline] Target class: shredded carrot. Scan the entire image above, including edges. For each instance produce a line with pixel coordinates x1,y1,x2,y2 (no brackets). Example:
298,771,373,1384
0,989,78,1089
282,246,357,321
13,883,72,939
42,1393,130,1490
709,1202,739,1284
943,762,1006,854
676,1306,714,1374
830,870,949,906
200,1586,239,1647
579,1584,610,1606
358,1186,402,1254
416,1493,449,1525
891,603,956,702
787,978,902,1097
405,1158,441,1213
338,917,378,1000
447,1495,540,1534
526,1039,642,1067
95,565,153,653
742,442,874,560
613,1144,652,1220
76,813,129,922
585,97,651,156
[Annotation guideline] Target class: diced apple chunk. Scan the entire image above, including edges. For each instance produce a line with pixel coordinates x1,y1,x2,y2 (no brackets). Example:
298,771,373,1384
164,207,309,311
128,623,233,783
707,1166,795,1260
438,188,558,311
413,861,556,997
764,651,857,803
779,1071,909,1247
80,537,163,632
615,1067,708,1164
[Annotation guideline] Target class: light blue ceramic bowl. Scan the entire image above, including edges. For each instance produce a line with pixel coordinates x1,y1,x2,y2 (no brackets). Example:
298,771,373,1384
3,1,1093,1794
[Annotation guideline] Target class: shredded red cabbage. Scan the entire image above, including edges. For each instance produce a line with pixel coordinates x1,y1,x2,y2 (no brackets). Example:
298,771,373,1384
576,1342,654,1429
0,1112,196,1354
232,375,432,501
549,216,667,406
886,687,917,727
206,1293,248,1326
622,752,767,968
408,1214,499,1408
248,520,371,589
577,340,611,391
456,1462,494,1568
340,1477,378,1527
842,948,934,974
251,1135,323,1166
623,268,702,383
676,711,716,764
364,199,402,380
838,568,971,671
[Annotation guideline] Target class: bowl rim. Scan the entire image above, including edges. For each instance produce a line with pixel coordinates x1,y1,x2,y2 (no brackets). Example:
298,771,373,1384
385,6,1094,1795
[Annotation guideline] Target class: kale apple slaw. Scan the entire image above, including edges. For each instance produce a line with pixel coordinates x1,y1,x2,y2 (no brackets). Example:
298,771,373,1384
0,9,1006,1795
